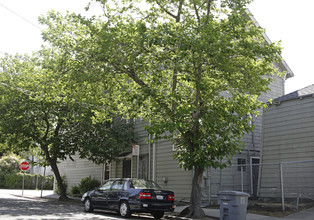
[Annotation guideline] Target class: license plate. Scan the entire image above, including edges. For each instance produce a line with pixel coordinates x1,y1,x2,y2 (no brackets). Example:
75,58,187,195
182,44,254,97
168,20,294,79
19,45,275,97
156,195,163,200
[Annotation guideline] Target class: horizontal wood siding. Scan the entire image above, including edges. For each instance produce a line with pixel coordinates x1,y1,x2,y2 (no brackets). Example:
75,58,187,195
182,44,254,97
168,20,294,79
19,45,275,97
58,155,102,193
242,73,285,153
155,139,193,201
260,96,314,198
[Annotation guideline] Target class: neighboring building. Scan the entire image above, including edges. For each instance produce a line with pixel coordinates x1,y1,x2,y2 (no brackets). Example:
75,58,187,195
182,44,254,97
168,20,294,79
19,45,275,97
259,85,314,200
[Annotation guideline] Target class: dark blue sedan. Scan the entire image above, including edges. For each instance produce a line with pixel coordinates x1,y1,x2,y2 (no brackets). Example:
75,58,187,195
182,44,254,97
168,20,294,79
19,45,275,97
81,178,175,219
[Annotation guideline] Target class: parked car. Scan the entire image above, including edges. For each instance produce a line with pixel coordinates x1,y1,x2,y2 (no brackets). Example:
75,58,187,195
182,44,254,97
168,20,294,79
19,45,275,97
81,178,175,219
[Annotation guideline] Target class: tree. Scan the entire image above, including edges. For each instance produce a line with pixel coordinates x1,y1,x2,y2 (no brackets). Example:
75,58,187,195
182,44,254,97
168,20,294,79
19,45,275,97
0,52,134,200
0,153,21,173
35,0,283,216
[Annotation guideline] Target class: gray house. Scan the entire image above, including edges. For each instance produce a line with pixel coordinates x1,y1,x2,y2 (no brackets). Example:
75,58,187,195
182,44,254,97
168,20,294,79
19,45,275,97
58,60,293,203
259,85,314,200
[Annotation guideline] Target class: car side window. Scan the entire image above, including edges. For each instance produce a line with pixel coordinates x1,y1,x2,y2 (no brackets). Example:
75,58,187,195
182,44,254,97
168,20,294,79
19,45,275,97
99,180,114,191
111,180,125,191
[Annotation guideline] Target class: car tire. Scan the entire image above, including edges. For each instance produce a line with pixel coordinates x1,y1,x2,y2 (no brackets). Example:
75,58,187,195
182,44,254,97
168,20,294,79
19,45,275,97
152,211,164,219
84,198,94,212
119,201,131,218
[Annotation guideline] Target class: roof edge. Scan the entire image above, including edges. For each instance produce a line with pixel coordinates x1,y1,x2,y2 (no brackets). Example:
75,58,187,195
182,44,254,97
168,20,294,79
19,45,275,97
246,9,294,79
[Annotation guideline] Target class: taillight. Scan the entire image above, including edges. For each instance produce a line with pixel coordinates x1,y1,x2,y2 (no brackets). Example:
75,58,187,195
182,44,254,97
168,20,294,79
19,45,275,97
168,194,175,201
139,192,152,199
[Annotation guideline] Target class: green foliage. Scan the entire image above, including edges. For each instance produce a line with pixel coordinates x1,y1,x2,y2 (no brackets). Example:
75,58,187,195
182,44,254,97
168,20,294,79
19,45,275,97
35,0,282,170
0,40,135,198
0,172,53,189
78,176,100,194
34,1,285,215
70,185,81,197
70,176,100,197
0,172,5,188
0,0,286,215
0,153,21,173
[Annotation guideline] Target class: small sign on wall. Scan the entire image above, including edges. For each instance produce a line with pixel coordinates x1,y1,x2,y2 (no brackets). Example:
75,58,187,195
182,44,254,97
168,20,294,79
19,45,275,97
132,144,140,156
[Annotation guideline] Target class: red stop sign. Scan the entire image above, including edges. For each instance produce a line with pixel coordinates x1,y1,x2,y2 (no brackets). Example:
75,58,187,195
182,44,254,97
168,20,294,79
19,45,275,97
20,162,29,171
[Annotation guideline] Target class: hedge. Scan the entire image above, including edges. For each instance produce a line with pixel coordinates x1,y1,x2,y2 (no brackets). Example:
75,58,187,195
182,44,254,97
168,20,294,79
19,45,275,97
0,172,53,190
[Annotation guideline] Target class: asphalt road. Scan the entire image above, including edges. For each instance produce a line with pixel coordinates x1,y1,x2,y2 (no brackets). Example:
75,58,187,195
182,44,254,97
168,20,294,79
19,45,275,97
0,189,159,220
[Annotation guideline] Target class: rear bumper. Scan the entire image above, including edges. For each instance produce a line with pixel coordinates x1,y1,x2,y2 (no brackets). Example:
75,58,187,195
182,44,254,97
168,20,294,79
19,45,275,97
129,201,176,212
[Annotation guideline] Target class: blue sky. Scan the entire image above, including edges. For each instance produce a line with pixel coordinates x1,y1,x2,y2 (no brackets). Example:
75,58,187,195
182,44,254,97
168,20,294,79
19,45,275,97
1,0,313,94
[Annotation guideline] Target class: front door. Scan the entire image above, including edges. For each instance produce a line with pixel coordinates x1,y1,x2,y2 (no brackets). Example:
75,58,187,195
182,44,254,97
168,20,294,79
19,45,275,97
251,157,260,197
139,154,148,180
123,159,131,178
93,180,114,208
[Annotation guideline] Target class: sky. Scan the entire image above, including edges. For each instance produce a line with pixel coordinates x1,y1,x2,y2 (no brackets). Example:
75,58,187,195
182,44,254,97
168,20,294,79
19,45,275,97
0,0,313,94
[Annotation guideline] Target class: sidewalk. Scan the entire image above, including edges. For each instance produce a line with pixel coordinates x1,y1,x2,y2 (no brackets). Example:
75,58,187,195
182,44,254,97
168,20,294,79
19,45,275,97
174,205,314,220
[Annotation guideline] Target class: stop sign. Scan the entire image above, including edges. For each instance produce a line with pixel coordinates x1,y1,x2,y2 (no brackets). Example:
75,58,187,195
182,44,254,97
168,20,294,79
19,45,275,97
20,162,29,171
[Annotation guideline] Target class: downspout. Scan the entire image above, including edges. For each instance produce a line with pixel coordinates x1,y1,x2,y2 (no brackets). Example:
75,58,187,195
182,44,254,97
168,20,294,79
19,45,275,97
148,133,151,180
257,108,265,197
101,163,104,184
153,134,156,181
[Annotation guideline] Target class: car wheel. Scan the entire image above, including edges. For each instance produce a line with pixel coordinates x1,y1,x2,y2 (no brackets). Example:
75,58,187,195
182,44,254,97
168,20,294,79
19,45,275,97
119,201,131,218
84,198,94,212
152,211,164,219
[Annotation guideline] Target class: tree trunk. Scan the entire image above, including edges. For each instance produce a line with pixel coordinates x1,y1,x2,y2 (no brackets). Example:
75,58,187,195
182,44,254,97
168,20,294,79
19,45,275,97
188,166,205,218
41,142,68,200
49,158,68,200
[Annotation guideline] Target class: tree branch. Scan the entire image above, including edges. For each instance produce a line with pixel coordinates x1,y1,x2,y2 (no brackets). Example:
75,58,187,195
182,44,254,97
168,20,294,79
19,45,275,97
42,111,50,142
205,0,213,25
176,0,185,22
155,0,178,19
193,1,201,24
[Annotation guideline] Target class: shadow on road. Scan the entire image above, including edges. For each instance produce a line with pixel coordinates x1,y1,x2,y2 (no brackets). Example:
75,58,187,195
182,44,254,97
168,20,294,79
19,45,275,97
0,197,183,219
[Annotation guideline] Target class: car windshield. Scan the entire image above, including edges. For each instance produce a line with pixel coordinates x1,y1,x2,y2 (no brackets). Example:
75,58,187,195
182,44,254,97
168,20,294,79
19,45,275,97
131,179,161,189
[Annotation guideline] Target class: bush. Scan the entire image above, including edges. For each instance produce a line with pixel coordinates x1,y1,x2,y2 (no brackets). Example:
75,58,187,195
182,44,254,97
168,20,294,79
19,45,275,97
0,172,53,189
0,154,21,173
0,172,5,188
70,185,81,197
78,176,101,195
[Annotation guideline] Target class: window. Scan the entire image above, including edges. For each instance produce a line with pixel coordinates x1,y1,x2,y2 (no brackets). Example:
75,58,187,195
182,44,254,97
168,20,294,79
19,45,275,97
130,179,161,189
99,180,114,191
238,158,246,171
111,180,125,191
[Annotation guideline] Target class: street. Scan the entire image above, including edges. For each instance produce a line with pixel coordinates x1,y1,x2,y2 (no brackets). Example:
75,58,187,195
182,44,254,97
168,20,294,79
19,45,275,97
0,190,158,220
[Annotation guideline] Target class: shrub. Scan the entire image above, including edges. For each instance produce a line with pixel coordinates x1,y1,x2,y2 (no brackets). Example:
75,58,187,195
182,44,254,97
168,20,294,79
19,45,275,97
0,172,5,188
0,172,54,189
0,153,21,173
78,176,100,194
39,175,54,190
70,185,81,197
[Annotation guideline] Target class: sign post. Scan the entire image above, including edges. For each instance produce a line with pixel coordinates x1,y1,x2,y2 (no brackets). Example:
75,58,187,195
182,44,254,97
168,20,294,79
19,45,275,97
20,162,29,195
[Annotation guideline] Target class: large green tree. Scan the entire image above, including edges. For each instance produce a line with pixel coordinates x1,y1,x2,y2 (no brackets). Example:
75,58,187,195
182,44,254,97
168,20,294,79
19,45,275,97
5,0,283,216
0,51,134,200
88,0,281,217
